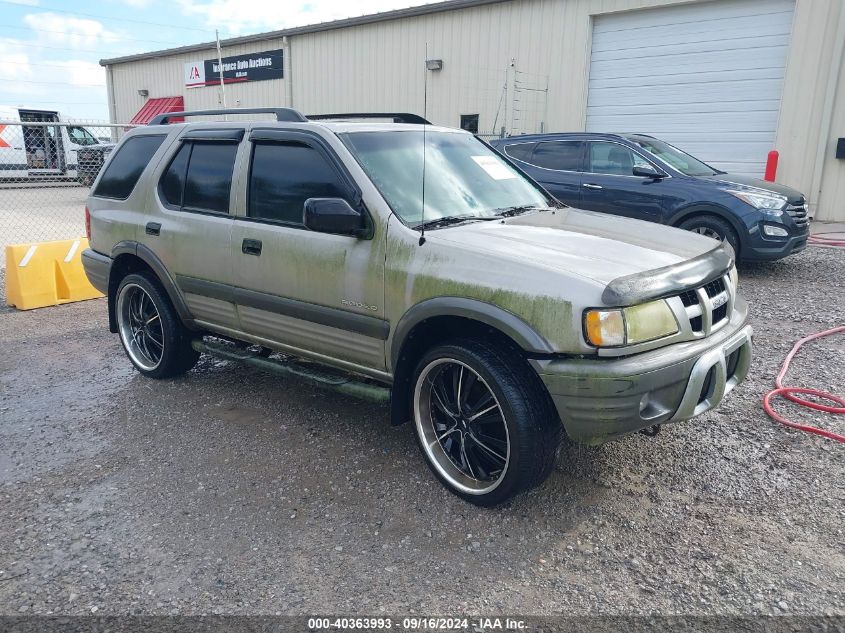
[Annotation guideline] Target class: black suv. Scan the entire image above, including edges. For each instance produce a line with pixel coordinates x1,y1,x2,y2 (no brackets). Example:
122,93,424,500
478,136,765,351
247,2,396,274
490,133,809,262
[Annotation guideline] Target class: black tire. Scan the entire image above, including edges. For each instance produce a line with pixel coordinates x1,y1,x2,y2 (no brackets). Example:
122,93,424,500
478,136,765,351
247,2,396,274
410,338,560,506
115,271,199,379
678,215,740,258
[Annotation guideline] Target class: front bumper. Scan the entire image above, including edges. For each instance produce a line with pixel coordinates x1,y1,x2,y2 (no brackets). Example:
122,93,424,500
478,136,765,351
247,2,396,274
531,306,752,445
742,224,809,261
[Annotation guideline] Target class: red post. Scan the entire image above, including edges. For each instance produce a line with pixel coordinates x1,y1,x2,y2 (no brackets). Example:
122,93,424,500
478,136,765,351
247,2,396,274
764,150,779,182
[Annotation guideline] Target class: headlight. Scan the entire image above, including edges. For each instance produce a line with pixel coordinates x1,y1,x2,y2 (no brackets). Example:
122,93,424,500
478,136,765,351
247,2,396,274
725,189,786,216
584,300,679,348
728,264,738,291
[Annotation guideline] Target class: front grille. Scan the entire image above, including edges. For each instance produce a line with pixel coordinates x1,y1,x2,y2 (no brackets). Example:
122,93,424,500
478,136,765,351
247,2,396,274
674,274,732,335
679,289,699,307
786,200,809,228
704,278,726,298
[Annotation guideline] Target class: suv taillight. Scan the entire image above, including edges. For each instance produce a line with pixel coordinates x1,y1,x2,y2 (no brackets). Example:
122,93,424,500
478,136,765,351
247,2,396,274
85,206,91,240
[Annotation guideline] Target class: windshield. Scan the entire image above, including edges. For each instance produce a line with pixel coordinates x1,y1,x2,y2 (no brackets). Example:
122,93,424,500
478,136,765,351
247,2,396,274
628,137,720,176
340,130,550,227
68,126,99,146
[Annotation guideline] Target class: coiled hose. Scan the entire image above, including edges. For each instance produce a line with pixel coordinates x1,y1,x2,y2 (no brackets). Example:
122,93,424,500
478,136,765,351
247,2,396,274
763,326,845,443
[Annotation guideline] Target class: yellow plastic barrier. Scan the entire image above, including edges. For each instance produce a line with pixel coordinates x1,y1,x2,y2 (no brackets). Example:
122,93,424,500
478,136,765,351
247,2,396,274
5,238,104,310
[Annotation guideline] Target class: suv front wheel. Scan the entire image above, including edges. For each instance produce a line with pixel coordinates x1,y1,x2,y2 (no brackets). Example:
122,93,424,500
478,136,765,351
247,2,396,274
679,215,740,258
116,272,199,378
411,339,560,506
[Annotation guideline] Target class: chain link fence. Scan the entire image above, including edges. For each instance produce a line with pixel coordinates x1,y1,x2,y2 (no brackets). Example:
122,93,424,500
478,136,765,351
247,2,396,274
0,121,136,267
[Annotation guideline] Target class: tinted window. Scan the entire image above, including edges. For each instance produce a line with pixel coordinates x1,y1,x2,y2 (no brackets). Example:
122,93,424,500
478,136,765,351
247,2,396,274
249,142,350,224
589,142,652,176
183,142,238,213
503,142,536,162
94,135,165,199
530,141,583,171
159,143,190,207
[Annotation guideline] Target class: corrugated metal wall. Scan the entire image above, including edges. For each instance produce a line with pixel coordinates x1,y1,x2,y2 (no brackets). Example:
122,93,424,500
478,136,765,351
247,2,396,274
106,0,845,221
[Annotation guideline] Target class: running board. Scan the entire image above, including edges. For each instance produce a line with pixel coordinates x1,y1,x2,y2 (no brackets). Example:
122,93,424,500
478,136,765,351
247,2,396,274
191,339,391,404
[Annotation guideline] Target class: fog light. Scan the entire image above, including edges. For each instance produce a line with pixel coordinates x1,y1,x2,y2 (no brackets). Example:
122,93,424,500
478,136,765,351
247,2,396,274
763,224,789,237
639,393,651,413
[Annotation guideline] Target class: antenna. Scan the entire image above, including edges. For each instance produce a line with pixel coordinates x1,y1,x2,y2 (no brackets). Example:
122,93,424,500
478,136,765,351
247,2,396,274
419,42,428,246
215,29,227,111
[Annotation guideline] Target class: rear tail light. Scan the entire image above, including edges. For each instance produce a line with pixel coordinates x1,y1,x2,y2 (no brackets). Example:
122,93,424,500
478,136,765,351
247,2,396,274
84,206,91,240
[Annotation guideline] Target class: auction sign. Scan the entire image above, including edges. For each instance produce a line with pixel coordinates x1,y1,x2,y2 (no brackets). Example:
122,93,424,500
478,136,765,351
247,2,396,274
184,49,283,88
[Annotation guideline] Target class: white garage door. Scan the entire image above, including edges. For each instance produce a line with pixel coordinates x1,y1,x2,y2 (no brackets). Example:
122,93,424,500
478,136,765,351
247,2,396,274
586,0,795,178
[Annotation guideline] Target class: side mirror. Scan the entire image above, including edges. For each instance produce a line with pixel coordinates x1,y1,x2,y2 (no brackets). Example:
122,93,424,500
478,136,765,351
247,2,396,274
303,198,368,237
632,165,665,179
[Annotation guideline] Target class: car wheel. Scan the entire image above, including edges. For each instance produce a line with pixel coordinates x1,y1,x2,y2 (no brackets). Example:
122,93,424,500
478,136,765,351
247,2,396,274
679,215,740,258
411,339,560,506
116,272,199,379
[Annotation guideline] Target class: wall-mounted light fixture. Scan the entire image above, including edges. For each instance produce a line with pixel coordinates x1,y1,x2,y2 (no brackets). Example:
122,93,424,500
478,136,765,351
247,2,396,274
425,59,443,71
137,89,149,97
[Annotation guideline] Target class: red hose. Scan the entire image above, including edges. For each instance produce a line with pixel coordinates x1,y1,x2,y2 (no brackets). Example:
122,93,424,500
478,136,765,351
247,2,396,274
808,232,845,247
762,326,845,443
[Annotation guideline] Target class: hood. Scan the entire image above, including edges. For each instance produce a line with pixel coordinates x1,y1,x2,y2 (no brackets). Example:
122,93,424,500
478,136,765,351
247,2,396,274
698,173,804,203
432,207,725,290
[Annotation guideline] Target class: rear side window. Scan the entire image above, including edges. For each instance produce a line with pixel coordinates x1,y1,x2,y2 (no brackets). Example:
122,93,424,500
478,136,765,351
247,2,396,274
159,141,238,214
248,141,350,225
530,141,583,171
503,142,536,162
93,134,165,199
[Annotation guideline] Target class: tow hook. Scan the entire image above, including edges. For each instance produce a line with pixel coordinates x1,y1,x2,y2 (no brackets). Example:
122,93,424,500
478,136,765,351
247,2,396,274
640,425,661,437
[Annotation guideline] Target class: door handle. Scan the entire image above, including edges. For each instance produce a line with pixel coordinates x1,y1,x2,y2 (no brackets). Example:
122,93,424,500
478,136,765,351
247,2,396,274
242,238,262,256
145,222,161,236
583,183,603,190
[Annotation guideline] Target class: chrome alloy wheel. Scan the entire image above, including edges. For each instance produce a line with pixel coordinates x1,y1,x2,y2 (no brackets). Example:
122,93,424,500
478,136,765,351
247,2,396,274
414,358,510,495
691,226,723,241
117,283,164,371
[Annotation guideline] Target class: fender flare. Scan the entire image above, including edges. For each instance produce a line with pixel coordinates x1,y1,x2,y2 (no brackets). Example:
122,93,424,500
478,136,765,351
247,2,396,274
110,241,197,329
389,297,555,373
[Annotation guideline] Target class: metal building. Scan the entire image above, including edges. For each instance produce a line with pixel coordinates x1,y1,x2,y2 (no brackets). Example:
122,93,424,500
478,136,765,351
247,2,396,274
101,0,845,221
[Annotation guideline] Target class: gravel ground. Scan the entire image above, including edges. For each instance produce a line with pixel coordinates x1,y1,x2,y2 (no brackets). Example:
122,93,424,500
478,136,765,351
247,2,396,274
0,247,843,617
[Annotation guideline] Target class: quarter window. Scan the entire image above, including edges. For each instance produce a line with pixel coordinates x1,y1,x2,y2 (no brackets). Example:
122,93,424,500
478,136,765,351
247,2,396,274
248,141,351,225
588,142,652,176
93,134,166,200
159,141,238,214
530,141,583,171
503,143,537,162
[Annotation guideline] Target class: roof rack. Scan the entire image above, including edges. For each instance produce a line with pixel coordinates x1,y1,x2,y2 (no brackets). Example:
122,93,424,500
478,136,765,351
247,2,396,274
308,112,431,125
149,107,308,125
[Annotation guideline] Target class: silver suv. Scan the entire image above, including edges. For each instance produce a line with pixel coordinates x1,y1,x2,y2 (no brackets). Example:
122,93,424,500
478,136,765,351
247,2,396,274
82,108,752,506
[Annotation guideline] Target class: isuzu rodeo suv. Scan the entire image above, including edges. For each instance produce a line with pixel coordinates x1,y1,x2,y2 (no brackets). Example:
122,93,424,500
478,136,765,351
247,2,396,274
82,108,752,506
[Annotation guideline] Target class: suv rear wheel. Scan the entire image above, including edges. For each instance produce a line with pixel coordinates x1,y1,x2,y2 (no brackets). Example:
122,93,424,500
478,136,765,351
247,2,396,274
411,339,560,506
679,215,740,257
116,272,199,378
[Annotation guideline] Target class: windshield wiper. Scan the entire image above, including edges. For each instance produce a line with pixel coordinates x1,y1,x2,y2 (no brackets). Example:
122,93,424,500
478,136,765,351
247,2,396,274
412,215,498,231
491,205,544,217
